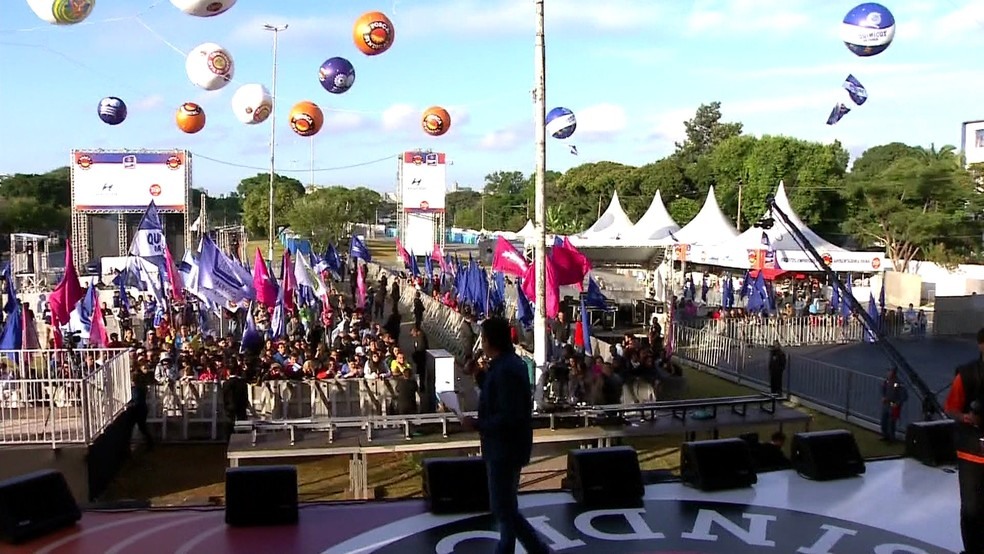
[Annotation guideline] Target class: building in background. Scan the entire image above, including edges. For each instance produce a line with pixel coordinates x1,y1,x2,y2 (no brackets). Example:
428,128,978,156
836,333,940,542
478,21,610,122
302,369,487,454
961,120,984,167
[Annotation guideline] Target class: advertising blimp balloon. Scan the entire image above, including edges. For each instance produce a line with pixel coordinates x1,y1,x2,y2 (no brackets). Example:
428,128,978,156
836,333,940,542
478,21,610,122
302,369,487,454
27,0,95,25
842,3,895,57
231,84,272,125
289,101,324,137
186,42,234,91
319,57,356,94
421,106,451,137
97,97,127,126
170,0,236,17
353,11,395,56
546,107,576,139
176,102,206,134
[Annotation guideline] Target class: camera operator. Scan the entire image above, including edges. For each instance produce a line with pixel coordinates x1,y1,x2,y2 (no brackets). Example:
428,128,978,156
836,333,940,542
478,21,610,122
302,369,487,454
946,327,984,554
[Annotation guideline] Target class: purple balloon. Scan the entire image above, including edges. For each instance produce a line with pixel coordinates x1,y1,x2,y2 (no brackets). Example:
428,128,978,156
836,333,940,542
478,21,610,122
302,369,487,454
318,57,355,94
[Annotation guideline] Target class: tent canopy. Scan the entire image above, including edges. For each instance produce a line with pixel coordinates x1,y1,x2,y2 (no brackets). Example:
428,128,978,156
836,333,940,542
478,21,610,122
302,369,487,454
580,190,634,240
672,186,738,245
516,220,536,239
632,190,680,241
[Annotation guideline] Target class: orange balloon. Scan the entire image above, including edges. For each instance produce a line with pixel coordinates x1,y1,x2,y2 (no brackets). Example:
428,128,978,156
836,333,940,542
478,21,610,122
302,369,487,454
421,106,451,137
353,11,395,56
289,101,324,137
176,102,206,134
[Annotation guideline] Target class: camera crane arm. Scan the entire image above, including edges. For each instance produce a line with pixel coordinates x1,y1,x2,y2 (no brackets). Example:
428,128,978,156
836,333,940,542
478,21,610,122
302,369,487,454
765,196,944,419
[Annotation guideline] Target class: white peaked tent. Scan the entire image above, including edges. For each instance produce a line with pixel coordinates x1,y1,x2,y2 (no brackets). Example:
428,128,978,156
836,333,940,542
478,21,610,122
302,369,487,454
516,220,536,240
580,190,635,240
632,190,680,242
721,181,844,252
672,186,738,245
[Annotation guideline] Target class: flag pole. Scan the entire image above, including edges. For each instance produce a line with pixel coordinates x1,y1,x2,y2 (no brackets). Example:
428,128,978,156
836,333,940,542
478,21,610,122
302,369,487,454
532,0,548,396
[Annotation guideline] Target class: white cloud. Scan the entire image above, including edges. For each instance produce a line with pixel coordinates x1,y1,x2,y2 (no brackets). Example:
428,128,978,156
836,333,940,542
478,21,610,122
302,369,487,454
732,62,938,79
480,128,524,151
685,0,812,36
134,94,165,111
227,16,346,46
380,104,416,132
575,104,628,140
325,110,366,133
589,47,670,66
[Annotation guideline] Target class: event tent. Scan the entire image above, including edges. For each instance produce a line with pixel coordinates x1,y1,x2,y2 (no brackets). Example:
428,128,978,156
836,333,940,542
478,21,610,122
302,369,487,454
579,191,634,240
672,186,738,245
632,190,680,242
516,220,536,240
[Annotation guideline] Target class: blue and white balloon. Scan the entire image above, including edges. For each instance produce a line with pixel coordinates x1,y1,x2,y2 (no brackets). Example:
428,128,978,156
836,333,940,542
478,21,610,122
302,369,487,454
318,57,356,94
97,96,127,125
841,3,895,57
546,107,576,139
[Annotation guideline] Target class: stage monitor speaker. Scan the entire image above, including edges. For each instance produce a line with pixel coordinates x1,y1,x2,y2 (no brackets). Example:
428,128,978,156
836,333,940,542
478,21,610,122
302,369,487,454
225,466,298,527
0,470,81,544
906,420,956,466
567,446,644,507
791,430,865,481
423,457,489,514
680,438,757,492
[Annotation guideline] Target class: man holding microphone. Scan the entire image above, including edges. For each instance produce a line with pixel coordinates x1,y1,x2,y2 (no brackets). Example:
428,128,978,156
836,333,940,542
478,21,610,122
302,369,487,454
946,328,984,554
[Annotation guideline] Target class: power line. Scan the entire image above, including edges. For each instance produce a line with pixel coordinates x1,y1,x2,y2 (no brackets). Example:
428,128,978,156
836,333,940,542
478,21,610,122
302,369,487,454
189,152,397,173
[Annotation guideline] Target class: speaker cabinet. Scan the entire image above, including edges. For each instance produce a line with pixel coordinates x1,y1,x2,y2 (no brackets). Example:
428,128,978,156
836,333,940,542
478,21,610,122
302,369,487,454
423,457,489,514
225,466,298,527
791,430,865,481
906,420,956,466
567,446,644,507
0,470,81,544
681,438,757,491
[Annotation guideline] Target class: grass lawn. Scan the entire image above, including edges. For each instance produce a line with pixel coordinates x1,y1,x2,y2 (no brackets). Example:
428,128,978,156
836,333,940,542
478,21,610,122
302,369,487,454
101,367,902,506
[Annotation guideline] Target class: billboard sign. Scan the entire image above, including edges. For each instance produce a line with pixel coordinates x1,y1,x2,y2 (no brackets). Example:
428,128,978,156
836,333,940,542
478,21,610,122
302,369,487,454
401,151,446,212
72,150,189,212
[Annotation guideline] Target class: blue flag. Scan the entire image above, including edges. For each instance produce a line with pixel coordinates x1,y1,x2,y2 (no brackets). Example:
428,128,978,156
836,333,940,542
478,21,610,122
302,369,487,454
738,270,751,300
843,74,867,106
580,296,593,356
830,273,840,312
424,254,434,279
2,263,16,315
826,103,850,125
349,236,372,263
409,251,420,278
840,273,853,321
865,293,880,342
270,284,286,339
490,271,506,313
129,200,166,268
700,274,709,303
0,300,21,351
516,279,533,330
878,277,886,312
585,276,608,309
723,277,734,309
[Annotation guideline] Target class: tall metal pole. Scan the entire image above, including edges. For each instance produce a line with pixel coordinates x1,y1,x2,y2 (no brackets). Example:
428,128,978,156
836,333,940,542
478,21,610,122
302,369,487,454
309,136,315,189
532,0,548,386
264,23,287,265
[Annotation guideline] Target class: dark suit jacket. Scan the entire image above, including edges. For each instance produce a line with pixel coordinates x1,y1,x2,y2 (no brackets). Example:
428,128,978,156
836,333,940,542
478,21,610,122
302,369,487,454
478,351,534,465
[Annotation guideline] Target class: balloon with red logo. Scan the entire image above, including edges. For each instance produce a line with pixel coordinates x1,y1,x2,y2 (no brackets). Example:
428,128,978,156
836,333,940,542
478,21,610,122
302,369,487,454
170,0,236,17
421,106,451,137
289,101,324,137
231,84,272,125
186,42,235,91
176,102,206,134
27,0,94,25
353,11,395,56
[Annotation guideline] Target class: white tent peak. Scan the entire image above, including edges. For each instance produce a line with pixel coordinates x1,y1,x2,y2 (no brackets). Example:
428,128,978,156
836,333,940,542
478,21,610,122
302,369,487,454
633,190,679,241
516,219,535,239
770,180,844,251
672,186,738,245
580,190,634,240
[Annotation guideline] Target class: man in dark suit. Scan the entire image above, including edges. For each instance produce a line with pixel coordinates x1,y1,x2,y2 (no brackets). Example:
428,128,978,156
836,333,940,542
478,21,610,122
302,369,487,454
462,317,549,554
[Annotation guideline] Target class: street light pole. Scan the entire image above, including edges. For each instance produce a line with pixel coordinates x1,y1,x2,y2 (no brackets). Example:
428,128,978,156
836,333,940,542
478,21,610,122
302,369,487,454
264,23,287,265
532,0,548,388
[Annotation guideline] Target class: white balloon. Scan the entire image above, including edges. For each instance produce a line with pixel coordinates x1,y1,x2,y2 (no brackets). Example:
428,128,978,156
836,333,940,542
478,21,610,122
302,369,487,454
169,0,235,17
26,0,95,25
231,84,272,125
185,42,234,91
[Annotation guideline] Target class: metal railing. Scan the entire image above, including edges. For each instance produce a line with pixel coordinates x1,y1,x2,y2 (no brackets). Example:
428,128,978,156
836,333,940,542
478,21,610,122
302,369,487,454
676,314,930,348
671,324,933,432
0,348,131,446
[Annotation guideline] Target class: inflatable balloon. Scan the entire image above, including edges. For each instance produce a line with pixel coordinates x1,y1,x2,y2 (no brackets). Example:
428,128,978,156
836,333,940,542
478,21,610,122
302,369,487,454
421,106,451,137
231,84,272,125
546,107,576,139
289,101,324,137
353,11,395,56
186,42,234,91
97,97,127,126
27,0,94,25
842,2,895,57
176,102,206,134
170,0,236,17
318,57,356,94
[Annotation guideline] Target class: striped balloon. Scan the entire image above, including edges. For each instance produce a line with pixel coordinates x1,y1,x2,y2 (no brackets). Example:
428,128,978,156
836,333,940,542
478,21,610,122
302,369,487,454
97,97,127,125
546,107,576,139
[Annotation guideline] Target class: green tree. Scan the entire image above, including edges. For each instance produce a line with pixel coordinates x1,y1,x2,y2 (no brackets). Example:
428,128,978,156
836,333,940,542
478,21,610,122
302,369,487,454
667,197,701,224
447,189,482,228
0,168,71,207
287,188,350,247
240,173,305,238
674,102,743,164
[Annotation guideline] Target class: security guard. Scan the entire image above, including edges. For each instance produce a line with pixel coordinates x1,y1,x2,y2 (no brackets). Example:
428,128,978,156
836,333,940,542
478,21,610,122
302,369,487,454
946,327,984,554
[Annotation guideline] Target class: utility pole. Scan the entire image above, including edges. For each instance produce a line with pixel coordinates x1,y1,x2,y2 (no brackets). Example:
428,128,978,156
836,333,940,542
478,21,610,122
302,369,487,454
532,0,548,389
736,177,744,232
264,23,288,265
310,136,315,190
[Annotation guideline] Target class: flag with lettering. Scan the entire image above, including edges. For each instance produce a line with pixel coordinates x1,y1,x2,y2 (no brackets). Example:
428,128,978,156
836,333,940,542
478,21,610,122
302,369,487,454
826,103,850,125
843,74,867,106
129,200,166,268
492,236,528,277
349,236,372,263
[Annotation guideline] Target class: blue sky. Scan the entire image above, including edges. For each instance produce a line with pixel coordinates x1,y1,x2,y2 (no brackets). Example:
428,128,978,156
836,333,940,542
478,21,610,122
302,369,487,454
0,0,982,196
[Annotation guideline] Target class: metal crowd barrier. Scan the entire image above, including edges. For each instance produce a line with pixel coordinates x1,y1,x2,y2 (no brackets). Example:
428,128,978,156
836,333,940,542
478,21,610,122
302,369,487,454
670,324,931,432
680,314,931,348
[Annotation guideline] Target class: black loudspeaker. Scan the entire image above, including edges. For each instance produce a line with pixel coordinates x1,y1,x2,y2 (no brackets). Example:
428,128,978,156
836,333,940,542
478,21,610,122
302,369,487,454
906,420,957,466
681,438,757,491
0,470,81,544
225,466,298,527
791,430,865,481
567,446,644,507
423,457,489,514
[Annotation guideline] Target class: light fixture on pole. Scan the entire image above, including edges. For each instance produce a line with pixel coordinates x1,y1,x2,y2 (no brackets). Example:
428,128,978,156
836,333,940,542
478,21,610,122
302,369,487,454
264,23,288,265
532,0,548,399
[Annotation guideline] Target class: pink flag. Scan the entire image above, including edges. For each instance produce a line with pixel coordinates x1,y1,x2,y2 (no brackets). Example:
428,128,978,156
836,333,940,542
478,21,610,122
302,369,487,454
21,304,40,350
521,259,560,318
281,251,296,312
433,243,449,273
356,263,367,309
492,236,529,277
252,248,278,308
48,239,86,327
550,246,589,288
163,244,184,304
88,301,108,348
562,237,592,276
395,239,411,267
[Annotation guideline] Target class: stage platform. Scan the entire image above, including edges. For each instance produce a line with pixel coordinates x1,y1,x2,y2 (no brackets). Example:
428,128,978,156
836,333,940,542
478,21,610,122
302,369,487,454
10,459,961,553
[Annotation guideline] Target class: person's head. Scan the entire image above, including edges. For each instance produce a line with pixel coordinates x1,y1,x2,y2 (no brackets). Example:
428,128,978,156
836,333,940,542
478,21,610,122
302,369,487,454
772,340,781,350
770,431,786,447
481,317,514,358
